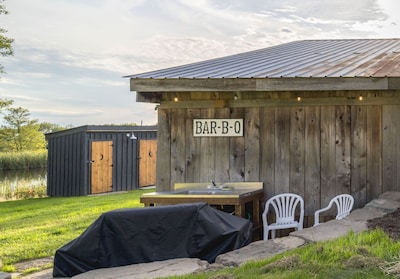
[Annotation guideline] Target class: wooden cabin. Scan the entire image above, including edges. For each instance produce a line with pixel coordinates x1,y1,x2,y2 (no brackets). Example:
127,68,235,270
126,39,400,223
45,125,157,196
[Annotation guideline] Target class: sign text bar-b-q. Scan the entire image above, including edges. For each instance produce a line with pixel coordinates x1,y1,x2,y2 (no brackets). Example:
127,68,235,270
193,119,243,137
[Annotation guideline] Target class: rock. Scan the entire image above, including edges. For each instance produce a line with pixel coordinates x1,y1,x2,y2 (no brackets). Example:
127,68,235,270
215,236,305,266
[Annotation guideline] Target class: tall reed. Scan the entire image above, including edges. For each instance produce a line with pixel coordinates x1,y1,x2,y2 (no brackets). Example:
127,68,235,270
0,150,47,171
0,177,47,200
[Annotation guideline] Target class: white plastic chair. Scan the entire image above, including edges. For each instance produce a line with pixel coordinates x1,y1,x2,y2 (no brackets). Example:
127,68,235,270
262,193,304,240
314,194,354,226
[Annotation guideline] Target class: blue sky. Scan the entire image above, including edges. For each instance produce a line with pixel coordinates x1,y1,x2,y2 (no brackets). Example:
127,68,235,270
0,0,399,127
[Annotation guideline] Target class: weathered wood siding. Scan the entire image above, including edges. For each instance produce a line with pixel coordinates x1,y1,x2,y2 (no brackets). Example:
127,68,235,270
156,103,400,216
383,105,400,192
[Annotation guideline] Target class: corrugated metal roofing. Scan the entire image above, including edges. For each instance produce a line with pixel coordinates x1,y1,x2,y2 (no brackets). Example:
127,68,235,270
126,39,400,79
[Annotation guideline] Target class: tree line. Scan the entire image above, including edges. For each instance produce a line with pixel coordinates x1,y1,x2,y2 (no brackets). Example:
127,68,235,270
0,98,67,152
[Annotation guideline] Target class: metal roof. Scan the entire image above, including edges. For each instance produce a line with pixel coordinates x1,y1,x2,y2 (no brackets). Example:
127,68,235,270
45,125,157,139
126,39,400,79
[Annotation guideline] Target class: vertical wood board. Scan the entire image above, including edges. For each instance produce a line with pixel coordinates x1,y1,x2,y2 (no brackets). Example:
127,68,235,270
260,107,276,201
366,105,382,200
304,106,321,214
335,106,351,194
320,106,336,208
170,109,186,183
156,109,172,190
351,106,368,208
185,109,201,182
229,108,245,182
289,107,305,197
274,108,291,193
245,107,261,181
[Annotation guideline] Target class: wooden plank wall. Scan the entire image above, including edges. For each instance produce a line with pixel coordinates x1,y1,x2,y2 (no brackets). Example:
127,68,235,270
157,104,400,218
383,105,400,192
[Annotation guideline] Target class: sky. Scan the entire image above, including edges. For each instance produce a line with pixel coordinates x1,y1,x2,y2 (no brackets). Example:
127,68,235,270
0,0,400,127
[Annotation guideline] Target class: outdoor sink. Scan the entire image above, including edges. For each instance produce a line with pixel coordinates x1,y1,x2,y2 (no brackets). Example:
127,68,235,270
174,188,233,195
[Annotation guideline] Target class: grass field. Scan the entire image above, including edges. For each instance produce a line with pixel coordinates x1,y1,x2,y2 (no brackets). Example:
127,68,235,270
2,190,400,278
0,189,153,272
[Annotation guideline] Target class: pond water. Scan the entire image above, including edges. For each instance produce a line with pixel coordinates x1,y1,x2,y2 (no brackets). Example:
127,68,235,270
0,169,47,200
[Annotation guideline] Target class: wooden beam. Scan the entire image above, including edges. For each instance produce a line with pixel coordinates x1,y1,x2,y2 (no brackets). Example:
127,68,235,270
158,96,400,109
130,77,400,93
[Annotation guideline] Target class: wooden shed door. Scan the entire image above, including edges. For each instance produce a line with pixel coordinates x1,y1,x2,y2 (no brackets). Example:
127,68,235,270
91,141,113,194
139,139,157,187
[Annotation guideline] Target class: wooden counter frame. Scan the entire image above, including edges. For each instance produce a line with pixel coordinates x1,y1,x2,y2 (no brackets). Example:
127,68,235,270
140,185,264,239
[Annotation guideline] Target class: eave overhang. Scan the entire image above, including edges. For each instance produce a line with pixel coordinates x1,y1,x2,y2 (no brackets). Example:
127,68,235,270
131,77,400,95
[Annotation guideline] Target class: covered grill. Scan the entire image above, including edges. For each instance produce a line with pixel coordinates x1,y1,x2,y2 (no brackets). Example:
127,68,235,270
53,202,252,278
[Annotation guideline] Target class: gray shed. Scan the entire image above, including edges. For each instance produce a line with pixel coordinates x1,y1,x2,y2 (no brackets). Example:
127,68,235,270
45,125,157,196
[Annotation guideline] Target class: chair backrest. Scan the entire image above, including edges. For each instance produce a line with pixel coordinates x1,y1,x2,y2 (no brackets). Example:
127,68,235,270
332,194,354,220
265,193,304,225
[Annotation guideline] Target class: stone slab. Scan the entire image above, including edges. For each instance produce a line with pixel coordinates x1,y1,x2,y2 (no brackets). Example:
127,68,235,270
364,198,400,213
215,236,305,266
71,258,209,279
15,269,54,279
291,218,367,242
378,191,400,202
0,272,11,279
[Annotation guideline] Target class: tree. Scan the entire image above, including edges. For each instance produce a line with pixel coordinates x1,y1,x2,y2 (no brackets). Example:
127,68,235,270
0,0,14,73
0,97,12,111
0,107,45,151
39,122,66,134
0,98,70,151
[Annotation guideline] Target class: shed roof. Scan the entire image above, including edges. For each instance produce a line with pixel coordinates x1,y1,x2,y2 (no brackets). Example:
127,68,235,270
127,39,400,79
45,125,157,139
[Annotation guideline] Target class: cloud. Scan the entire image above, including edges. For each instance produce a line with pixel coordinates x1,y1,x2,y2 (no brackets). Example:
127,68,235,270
1,0,399,127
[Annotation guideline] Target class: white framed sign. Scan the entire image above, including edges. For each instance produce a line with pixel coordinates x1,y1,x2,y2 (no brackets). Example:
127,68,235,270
193,119,243,137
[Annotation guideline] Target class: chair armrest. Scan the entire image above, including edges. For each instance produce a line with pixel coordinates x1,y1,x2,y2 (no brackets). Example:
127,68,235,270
313,202,334,226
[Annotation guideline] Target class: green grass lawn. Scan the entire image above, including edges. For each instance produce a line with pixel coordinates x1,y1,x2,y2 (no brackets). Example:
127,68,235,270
172,229,400,279
2,190,400,278
0,189,153,272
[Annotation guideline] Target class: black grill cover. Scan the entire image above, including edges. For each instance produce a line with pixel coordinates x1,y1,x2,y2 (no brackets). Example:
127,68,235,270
53,202,252,277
